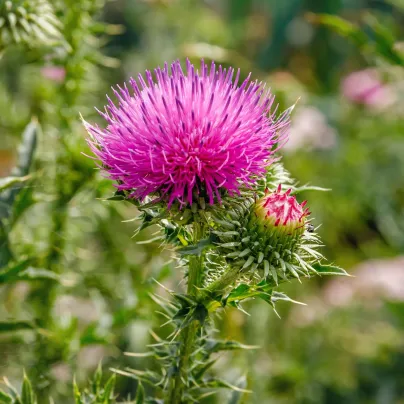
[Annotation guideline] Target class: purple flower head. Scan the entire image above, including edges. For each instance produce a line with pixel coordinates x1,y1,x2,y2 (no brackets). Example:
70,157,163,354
83,59,289,207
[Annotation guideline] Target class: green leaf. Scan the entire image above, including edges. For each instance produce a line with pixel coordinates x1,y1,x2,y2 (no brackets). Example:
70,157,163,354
73,378,81,404
227,284,250,299
0,321,35,333
205,339,259,353
291,185,331,195
135,382,145,404
270,291,306,305
102,374,116,401
0,390,13,403
0,176,31,193
0,119,38,220
0,258,32,283
363,13,404,65
0,260,59,283
228,375,248,404
10,185,37,227
21,372,34,404
312,263,349,276
16,267,60,282
193,359,217,380
386,0,404,10
177,237,214,256
93,362,103,395
307,12,404,65
307,13,368,48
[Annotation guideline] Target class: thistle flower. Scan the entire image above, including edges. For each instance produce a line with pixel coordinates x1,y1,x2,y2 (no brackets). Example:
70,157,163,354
83,59,290,207
212,185,322,285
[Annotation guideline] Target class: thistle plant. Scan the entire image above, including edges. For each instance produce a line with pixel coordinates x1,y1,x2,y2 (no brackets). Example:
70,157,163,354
82,58,347,403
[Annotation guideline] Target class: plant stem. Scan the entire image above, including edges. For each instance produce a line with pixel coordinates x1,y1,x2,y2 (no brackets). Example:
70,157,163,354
167,220,205,404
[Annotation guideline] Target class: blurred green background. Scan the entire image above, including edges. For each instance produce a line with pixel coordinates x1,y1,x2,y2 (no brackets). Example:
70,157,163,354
1,0,404,403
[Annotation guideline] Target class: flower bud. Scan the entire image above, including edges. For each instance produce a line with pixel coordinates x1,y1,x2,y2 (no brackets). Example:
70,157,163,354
253,185,309,236
212,185,322,285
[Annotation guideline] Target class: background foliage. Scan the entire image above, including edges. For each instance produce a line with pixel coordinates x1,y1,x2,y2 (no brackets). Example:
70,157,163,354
0,0,403,403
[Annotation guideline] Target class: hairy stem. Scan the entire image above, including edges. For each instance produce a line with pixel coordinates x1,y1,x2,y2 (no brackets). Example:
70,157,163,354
167,220,205,404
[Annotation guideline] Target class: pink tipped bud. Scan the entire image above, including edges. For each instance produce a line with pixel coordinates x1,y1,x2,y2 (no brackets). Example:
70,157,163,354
255,187,309,233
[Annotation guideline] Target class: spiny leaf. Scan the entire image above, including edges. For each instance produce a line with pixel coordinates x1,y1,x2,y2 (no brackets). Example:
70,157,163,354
177,237,214,256
205,339,259,353
198,378,251,393
291,185,331,194
193,359,217,380
312,263,350,276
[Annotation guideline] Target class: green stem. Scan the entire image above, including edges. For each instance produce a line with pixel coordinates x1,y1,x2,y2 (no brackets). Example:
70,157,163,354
167,220,205,404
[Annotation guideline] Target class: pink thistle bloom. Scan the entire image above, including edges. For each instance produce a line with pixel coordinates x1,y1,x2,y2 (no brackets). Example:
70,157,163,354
83,59,289,207
255,185,310,232
341,69,395,109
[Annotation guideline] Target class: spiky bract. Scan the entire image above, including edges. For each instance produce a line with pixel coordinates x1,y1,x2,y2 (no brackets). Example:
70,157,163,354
210,186,322,287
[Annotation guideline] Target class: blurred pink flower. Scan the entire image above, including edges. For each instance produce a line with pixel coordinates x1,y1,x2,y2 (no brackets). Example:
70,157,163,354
341,69,395,109
324,256,404,307
284,106,337,152
41,66,66,83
